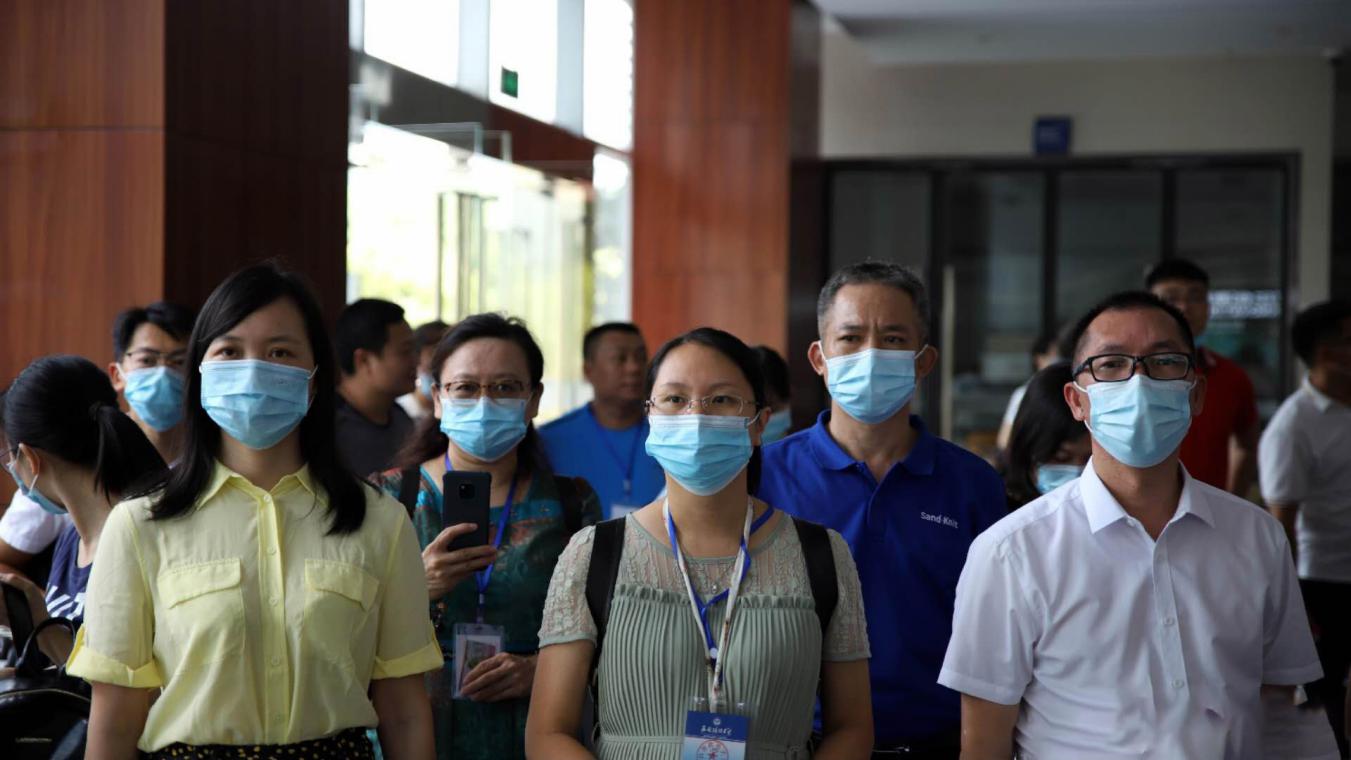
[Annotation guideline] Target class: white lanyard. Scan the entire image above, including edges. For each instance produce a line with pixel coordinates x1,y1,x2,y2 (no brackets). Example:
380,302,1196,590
663,498,753,709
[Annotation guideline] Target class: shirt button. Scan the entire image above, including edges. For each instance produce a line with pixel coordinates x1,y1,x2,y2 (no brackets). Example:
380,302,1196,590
1173,679,1185,689
274,712,284,722
270,656,281,667
1164,616,1176,627
268,546,278,556
269,596,280,606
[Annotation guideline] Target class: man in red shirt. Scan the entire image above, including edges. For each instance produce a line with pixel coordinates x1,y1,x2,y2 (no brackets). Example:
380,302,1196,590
1147,259,1260,495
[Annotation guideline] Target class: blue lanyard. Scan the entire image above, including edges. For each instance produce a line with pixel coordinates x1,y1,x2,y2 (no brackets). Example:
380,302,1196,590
445,453,518,623
663,503,775,652
587,405,643,499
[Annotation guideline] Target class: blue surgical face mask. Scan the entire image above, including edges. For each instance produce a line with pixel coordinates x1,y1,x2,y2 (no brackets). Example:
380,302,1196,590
645,414,753,496
1076,374,1193,469
1036,464,1083,495
417,371,435,399
123,366,186,432
5,456,66,515
824,346,925,425
440,397,529,462
762,409,792,444
200,359,315,451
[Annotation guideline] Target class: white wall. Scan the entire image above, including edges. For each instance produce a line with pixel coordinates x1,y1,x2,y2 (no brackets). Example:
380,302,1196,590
821,23,1336,307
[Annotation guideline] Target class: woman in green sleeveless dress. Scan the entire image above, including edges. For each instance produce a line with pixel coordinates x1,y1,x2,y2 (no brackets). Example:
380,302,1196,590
375,313,602,760
527,328,874,759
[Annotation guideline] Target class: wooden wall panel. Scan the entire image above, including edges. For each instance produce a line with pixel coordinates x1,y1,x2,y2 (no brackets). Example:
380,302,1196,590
0,0,165,129
161,0,349,319
0,130,165,382
632,0,793,352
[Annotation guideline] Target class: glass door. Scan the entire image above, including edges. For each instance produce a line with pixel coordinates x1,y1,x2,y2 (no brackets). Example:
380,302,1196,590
939,172,1045,457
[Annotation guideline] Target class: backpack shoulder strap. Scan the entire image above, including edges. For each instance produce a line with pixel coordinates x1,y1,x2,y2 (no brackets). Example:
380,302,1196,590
397,467,421,518
585,517,626,674
793,517,837,641
555,475,584,535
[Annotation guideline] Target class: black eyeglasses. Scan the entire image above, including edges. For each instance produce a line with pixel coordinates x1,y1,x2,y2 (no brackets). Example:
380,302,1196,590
1073,352,1194,383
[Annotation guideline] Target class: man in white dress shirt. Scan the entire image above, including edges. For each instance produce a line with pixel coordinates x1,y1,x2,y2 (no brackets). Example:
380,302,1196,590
940,291,1334,759
1260,299,1351,757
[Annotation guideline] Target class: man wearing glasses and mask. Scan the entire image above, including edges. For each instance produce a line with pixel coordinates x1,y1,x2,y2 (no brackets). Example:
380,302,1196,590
106,301,196,464
940,291,1335,759
0,301,194,577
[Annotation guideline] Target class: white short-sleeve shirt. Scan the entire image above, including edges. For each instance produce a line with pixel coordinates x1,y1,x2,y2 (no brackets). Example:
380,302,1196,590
939,460,1323,760
1258,377,1351,583
0,490,71,554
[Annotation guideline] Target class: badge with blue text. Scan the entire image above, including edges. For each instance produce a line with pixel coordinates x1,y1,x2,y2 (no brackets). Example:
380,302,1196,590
681,710,748,760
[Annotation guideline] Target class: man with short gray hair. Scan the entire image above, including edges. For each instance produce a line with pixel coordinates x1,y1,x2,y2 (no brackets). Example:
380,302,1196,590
758,260,1006,759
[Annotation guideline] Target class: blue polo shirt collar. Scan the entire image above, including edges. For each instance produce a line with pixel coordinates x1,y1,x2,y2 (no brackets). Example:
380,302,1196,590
806,410,938,476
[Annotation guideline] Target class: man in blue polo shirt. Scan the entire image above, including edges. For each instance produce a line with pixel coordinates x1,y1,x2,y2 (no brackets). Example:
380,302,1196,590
758,261,1005,759
541,322,665,518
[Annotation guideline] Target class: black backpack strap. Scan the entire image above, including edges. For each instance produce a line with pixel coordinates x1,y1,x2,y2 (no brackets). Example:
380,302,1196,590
554,475,584,535
793,517,837,642
397,467,421,518
585,517,626,672
582,517,625,745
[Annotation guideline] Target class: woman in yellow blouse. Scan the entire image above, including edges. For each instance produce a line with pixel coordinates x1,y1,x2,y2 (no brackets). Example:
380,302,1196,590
68,264,443,759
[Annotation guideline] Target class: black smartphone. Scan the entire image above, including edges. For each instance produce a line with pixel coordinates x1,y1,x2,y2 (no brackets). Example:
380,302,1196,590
442,470,492,552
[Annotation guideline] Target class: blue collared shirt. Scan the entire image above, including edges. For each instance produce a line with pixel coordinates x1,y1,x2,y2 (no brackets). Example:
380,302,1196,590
757,411,1006,744
539,404,666,519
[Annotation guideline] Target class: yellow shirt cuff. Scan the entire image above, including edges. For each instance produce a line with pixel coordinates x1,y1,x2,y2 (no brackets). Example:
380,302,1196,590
372,627,444,679
66,625,164,688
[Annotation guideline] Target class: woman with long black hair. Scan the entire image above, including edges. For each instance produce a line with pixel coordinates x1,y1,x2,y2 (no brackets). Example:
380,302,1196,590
0,356,166,665
68,264,441,759
527,327,874,760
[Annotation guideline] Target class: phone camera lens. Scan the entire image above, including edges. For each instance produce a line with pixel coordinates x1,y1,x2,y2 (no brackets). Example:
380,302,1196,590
458,483,476,499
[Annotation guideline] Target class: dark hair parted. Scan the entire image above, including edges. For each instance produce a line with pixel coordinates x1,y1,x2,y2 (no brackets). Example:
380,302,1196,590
5,355,167,498
752,345,791,405
334,298,407,375
1145,258,1210,290
817,260,930,339
583,322,643,360
1002,362,1086,510
147,263,368,535
398,313,550,476
1292,300,1351,367
647,327,767,494
1067,291,1196,368
112,301,196,359
413,320,450,353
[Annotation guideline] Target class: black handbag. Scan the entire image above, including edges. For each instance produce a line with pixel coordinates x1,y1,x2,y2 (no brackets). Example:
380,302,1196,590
0,614,90,759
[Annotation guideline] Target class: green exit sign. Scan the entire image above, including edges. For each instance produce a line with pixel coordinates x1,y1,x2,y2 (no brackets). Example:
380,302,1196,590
501,68,519,98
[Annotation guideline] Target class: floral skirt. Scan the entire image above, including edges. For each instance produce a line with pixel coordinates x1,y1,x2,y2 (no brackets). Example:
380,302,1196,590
143,727,374,759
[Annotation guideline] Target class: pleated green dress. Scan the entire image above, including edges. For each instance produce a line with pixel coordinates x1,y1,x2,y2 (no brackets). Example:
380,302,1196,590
538,512,870,760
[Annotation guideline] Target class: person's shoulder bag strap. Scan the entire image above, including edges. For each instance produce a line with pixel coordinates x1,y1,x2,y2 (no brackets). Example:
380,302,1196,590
397,467,421,518
585,517,626,674
582,515,626,744
792,517,837,643
554,475,585,535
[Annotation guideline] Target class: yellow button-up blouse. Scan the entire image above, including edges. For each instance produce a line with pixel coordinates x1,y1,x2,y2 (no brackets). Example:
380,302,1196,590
67,462,442,751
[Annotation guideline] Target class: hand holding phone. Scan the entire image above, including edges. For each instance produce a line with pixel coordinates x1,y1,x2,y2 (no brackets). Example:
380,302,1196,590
422,525,498,600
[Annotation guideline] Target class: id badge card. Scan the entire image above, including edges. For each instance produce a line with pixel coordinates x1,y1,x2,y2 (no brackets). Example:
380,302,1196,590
451,622,504,700
681,710,748,760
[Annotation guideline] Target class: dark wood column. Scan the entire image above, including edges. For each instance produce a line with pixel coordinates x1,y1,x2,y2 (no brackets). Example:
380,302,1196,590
0,1,348,499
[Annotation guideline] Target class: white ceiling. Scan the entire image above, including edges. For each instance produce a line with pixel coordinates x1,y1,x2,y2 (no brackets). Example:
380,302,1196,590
813,0,1351,65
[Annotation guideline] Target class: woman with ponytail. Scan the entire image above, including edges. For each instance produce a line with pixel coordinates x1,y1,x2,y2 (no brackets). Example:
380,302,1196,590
0,355,167,665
